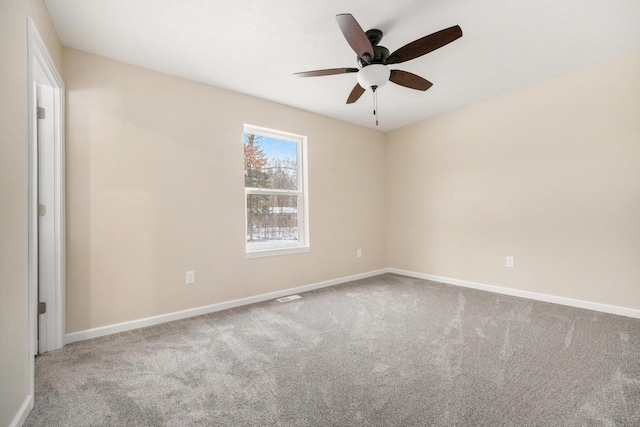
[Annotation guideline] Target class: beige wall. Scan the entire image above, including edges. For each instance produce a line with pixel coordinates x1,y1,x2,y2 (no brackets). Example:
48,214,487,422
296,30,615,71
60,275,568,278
0,0,62,425
63,47,388,333
63,48,640,335
387,52,640,310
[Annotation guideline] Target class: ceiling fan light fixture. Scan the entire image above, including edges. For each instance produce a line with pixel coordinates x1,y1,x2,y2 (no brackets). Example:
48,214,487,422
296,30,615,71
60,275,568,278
357,64,390,90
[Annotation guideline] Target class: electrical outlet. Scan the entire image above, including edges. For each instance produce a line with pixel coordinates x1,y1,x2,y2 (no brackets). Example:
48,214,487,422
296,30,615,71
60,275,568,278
186,270,195,285
506,256,514,268
357,249,362,258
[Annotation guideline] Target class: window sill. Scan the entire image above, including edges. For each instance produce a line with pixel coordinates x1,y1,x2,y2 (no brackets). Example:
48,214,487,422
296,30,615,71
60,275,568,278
246,245,310,259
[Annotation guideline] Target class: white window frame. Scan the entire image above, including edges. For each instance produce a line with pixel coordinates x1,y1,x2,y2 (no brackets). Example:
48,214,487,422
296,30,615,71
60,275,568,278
244,124,309,258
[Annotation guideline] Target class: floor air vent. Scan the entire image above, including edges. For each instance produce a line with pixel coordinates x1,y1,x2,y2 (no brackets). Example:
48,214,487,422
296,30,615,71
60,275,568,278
276,295,302,303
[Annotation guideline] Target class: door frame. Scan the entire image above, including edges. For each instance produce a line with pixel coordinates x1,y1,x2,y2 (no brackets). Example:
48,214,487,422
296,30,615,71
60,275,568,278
27,15,65,375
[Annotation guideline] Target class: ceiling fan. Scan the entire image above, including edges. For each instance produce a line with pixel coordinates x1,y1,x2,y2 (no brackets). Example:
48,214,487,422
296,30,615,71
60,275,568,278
295,14,462,125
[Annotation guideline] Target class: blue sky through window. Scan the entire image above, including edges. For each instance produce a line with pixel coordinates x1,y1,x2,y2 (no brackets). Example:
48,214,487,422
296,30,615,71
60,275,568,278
254,136,297,161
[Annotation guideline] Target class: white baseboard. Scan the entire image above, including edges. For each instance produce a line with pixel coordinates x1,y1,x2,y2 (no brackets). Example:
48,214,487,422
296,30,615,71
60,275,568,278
388,268,640,319
65,267,640,345
65,269,388,344
9,394,33,427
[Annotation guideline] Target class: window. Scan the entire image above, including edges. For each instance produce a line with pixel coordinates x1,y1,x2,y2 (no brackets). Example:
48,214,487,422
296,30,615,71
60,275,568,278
244,124,309,257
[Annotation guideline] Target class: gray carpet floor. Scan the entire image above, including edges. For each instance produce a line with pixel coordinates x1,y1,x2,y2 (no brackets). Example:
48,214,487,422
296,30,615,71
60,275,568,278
25,274,640,426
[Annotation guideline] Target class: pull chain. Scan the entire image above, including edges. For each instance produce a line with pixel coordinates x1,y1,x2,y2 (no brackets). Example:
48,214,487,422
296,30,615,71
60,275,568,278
372,85,379,126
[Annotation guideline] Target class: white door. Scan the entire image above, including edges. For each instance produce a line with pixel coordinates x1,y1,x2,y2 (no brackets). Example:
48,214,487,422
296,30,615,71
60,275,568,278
36,82,56,354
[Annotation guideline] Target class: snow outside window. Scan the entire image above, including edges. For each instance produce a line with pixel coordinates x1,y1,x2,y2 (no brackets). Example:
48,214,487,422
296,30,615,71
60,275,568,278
244,124,309,258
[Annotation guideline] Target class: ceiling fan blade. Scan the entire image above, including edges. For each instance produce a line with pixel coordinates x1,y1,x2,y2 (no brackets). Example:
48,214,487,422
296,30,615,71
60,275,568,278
389,70,433,91
336,14,374,61
294,68,359,78
346,83,365,104
387,25,463,65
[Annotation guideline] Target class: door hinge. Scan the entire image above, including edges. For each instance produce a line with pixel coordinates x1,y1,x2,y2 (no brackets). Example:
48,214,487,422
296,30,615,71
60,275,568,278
37,106,46,119
38,302,47,315
38,204,46,217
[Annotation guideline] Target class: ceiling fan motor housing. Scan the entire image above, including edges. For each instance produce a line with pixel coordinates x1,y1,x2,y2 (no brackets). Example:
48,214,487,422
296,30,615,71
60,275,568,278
358,29,390,66
359,45,390,66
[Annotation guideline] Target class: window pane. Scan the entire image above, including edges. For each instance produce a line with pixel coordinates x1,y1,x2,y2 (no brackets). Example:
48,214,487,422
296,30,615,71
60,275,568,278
244,133,298,190
246,194,299,246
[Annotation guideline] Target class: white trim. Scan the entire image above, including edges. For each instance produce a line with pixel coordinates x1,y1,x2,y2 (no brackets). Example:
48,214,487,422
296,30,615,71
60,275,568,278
64,267,640,345
65,269,388,344
8,395,33,427
388,268,640,319
27,17,66,356
243,124,309,256
243,124,304,144
246,245,310,258
27,16,66,415
27,18,63,85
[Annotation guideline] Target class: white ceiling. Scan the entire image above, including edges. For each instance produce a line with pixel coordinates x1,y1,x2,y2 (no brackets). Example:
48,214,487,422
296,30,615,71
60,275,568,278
45,0,640,131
